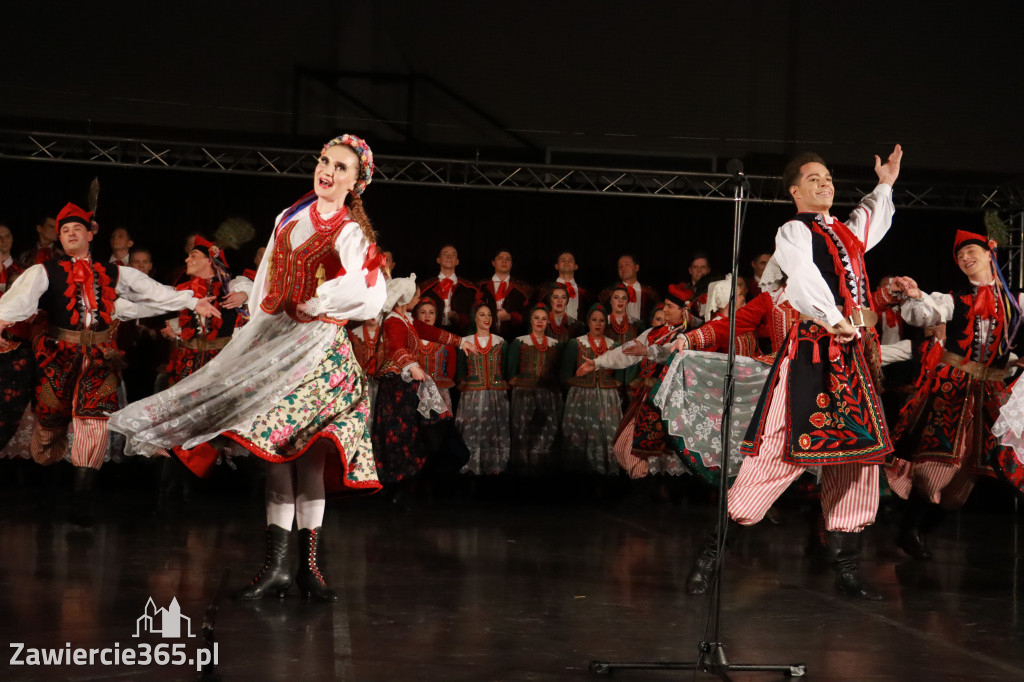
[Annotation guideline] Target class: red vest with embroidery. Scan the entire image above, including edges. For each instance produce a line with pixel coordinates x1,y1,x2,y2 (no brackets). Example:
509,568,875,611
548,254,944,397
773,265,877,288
260,216,348,322
416,341,457,389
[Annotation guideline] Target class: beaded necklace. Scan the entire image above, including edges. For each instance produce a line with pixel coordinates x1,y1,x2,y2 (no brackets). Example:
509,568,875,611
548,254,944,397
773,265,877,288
548,313,567,336
588,334,607,356
530,331,549,352
609,312,630,335
474,333,493,353
361,323,379,348
309,204,350,234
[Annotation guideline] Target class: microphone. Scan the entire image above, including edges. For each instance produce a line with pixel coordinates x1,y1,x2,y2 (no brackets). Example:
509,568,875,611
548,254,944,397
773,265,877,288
726,158,749,189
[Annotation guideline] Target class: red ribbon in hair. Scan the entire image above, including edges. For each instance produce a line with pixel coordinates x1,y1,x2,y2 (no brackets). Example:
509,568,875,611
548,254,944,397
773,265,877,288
362,245,385,288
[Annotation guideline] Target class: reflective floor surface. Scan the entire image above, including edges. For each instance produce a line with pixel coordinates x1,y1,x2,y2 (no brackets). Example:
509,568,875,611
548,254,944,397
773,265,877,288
0,468,1022,681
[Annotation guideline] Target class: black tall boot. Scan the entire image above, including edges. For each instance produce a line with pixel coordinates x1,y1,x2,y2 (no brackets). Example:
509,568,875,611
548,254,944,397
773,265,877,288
896,494,944,560
296,527,338,602
826,531,883,601
685,519,744,596
238,525,293,600
67,467,99,527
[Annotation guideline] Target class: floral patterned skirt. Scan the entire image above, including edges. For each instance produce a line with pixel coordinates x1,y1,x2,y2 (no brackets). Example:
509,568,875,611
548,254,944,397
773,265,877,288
456,389,510,475
0,341,34,455
223,328,379,493
371,373,426,485
509,387,563,474
562,386,621,475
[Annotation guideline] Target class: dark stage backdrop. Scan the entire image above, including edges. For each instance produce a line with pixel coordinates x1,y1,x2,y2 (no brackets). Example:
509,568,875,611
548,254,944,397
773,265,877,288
0,159,975,298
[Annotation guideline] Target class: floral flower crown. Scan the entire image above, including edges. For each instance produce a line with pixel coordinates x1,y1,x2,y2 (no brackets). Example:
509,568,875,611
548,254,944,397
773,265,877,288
321,134,374,196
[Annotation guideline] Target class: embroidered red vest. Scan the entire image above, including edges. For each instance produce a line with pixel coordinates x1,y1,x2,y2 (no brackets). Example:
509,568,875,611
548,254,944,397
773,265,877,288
260,217,348,322
416,341,457,389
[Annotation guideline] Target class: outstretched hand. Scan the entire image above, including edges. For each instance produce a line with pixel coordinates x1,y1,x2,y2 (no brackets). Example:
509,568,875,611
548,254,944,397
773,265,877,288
194,296,222,319
460,339,481,355
576,358,596,376
874,144,903,187
889,275,922,299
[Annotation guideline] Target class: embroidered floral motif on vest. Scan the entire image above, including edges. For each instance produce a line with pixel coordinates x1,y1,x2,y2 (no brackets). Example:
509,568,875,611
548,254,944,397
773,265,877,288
260,219,347,322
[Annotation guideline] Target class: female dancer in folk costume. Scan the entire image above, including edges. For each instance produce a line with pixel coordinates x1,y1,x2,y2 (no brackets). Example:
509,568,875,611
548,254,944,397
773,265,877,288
109,134,387,602
412,297,473,480
371,275,476,486
649,303,666,328
0,229,32,457
349,313,385,424
891,230,1024,560
606,283,643,346
413,298,458,414
545,283,584,343
576,285,691,479
455,302,511,475
561,303,622,475
505,303,562,475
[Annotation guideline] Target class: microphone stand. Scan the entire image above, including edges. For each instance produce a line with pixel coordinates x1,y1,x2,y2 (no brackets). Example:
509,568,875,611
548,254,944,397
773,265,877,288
590,163,806,680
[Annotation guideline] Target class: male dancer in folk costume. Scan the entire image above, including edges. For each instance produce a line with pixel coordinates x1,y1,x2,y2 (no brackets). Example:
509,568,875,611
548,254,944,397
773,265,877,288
110,134,387,601
419,245,479,334
685,145,904,601
888,231,1024,560
478,249,532,338
0,203,219,522
163,236,252,477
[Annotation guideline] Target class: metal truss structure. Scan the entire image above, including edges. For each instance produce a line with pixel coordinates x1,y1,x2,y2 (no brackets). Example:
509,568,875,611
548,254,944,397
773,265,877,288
1,130,1023,214
1000,211,1024,289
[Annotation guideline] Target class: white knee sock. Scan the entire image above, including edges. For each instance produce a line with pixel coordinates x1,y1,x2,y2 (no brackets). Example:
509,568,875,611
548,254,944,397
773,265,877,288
295,446,326,530
265,462,296,529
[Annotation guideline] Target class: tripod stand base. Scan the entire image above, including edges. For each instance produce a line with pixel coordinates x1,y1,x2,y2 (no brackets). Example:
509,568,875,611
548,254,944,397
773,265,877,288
589,641,806,679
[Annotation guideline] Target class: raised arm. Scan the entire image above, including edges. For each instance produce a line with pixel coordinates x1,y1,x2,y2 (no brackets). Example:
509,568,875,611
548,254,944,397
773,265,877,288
845,145,902,251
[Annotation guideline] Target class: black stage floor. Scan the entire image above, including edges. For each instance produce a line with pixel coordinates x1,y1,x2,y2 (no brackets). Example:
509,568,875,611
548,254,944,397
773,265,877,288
1,466,1022,682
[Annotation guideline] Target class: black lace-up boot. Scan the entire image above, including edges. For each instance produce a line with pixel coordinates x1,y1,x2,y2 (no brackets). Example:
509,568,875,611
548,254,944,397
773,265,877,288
296,527,338,602
238,525,292,600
